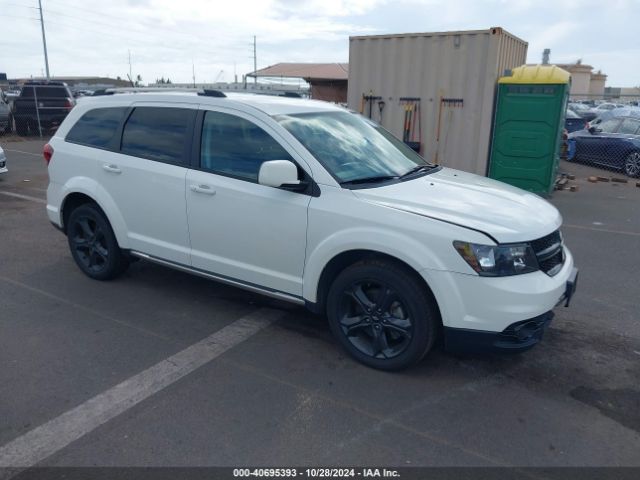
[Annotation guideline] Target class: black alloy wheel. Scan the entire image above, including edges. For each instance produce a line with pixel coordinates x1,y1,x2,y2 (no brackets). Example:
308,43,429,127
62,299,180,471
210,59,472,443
70,215,109,274
338,281,413,360
327,259,439,370
67,203,129,280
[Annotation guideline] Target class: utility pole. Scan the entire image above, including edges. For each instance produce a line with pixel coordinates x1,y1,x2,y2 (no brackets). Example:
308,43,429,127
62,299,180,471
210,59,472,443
253,35,257,85
38,0,50,79
192,60,196,88
128,50,133,85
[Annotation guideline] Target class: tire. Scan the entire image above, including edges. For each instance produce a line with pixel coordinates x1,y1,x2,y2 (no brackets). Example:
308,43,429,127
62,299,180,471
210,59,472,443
67,203,129,280
326,259,439,371
623,151,640,178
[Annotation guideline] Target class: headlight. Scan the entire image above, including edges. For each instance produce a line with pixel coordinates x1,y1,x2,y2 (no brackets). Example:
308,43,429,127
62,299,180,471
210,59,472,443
453,241,538,276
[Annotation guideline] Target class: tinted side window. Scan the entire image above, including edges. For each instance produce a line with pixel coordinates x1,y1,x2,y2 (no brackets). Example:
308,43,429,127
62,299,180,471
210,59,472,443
598,118,620,133
121,107,193,165
200,111,292,182
66,107,127,148
617,118,640,135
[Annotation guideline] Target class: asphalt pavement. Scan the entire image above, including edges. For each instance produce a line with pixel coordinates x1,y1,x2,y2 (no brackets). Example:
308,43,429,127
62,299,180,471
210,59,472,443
1,139,639,470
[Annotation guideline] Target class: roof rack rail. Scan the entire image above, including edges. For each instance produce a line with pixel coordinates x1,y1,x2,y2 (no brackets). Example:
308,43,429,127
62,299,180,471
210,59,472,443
198,89,226,98
90,87,227,98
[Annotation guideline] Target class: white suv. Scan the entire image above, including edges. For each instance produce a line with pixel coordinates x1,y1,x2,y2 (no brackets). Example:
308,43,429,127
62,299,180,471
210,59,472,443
45,90,578,370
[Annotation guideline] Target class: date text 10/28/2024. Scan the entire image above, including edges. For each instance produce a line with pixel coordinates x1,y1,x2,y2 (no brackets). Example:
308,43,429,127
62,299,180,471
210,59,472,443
233,468,400,478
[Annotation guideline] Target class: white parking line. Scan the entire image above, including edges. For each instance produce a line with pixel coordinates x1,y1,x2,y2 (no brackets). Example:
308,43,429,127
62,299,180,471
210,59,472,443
0,308,283,468
563,223,640,237
1,149,42,157
0,191,46,204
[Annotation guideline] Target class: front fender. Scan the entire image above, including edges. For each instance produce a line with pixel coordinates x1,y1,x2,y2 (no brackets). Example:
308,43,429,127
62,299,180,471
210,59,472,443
302,226,448,303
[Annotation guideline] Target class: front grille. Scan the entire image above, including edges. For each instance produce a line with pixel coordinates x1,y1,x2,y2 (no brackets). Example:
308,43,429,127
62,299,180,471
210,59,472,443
530,230,561,253
530,230,564,276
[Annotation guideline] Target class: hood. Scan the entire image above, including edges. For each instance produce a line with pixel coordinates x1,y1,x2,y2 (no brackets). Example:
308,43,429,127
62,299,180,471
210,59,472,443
353,168,562,244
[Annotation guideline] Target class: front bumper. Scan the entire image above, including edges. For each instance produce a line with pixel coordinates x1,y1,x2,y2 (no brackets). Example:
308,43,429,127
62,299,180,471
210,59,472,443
558,267,578,307
444,311,554,353
421,247,576,334
441,267,578,353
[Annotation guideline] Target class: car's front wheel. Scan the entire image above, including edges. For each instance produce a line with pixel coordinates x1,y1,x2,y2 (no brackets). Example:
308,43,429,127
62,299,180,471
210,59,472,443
326,259,439,370
624,151,640,177
67,204,129,280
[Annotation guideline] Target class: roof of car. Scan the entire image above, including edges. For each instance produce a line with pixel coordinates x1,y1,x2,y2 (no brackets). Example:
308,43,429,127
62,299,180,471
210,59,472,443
78,90,344,116
596,107,640,121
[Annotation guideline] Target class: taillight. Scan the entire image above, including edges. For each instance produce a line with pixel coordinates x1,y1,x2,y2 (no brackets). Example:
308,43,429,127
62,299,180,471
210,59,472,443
43,143,54,165
64,98,75,109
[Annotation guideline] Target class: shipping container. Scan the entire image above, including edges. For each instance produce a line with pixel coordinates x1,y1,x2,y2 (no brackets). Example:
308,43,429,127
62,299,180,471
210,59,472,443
348,27,528,175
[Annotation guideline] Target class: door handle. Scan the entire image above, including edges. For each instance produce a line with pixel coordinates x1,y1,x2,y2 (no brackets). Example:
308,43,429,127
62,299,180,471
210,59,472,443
102,164,121,174
190,184,216,195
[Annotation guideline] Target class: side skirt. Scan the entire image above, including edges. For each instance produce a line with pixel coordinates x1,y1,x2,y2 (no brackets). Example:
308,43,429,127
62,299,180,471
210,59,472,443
129,250,306,306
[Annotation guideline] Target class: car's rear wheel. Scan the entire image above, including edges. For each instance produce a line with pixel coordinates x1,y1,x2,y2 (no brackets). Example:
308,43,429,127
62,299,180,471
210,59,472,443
624,152,640,177
326,259,439,370
67,204,129,280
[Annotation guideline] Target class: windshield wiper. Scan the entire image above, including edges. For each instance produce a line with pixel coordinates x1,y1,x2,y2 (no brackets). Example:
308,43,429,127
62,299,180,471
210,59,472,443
340,175,398,186
399,164,437,179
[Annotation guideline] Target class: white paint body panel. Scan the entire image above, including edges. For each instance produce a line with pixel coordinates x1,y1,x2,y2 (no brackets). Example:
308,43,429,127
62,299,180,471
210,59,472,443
353,167,562,244
186,170,309,296
47,92,574,335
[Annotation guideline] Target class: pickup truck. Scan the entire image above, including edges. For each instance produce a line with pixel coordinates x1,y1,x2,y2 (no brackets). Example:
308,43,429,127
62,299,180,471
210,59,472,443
12,81,75,136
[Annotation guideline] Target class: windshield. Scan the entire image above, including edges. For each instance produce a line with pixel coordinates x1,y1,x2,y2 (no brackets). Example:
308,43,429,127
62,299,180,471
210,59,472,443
570,103,588,111
275,111,431,183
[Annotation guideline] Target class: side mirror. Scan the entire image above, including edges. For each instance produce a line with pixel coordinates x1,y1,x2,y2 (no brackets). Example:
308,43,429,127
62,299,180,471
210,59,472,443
258,160,306,191
588,126,602,134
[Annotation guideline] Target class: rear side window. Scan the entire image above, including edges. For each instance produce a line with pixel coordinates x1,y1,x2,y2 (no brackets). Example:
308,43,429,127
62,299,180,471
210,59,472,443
617,118,640,135
597,118,620,133
121,107,193,165
200,111,292,181
66,107,127,148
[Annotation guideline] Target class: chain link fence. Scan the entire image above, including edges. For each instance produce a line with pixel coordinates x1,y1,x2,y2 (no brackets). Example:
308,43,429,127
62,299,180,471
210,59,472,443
565,95,640,179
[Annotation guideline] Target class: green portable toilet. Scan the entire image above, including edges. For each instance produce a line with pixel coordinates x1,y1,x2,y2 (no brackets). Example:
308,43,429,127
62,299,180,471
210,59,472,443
488,65,571,195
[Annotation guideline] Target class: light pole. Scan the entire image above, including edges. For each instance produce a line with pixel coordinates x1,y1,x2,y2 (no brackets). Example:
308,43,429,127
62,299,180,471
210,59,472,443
38,0,50,79
253,36,257,84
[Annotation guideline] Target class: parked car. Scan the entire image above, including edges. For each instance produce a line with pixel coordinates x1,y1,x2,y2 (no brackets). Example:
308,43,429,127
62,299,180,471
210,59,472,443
568,102,597,121
12,81,75,136
0,145,7,174
568,112,640,177
0,91,11,133
565,109,586,133
590,102,624,116
45,90,578,370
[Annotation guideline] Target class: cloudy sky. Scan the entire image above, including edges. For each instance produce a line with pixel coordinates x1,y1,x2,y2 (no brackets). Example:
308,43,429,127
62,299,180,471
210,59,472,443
1,0,638,87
